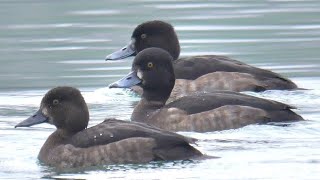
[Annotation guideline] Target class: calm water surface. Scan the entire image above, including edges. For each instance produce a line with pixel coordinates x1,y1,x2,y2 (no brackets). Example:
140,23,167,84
0,0,320,179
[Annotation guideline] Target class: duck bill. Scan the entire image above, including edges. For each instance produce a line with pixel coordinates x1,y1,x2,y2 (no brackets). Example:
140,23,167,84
109,71,142,88
15,109,48,128
105,39,136,60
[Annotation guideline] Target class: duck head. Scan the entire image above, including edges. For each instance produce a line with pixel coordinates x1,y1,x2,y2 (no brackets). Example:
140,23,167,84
15,87,89,133
109,47,175,102
106,20,180,61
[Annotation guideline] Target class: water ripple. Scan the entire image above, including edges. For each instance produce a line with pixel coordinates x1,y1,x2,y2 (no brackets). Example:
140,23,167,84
175,25,320,31
68,10,121,15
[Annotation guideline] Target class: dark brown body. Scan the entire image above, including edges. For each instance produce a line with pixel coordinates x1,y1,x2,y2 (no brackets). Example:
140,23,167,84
15,87,204,170
132,91,303,132
38,119,203,169
106,20,298,94
110,48,304,133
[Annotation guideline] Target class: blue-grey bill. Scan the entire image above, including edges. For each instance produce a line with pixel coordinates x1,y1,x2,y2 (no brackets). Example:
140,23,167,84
105,40,136,60
109,71,142,88
15,109,48,128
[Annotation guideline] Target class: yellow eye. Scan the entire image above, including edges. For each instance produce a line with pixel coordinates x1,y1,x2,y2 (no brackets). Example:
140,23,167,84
53,99,59,105
147,62,153,68
141,34,147,39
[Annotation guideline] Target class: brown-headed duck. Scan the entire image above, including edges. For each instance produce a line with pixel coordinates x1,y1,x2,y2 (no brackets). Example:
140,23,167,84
106,20,298,95
109,48,304,132
15,86,204,170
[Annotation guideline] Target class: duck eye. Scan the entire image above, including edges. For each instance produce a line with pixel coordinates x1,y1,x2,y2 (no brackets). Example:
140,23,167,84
147,62,153,68
52,99,59,105
141,34,147,39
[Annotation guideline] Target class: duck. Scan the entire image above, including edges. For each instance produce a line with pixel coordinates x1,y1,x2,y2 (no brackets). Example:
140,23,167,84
15,86,204,170
109,47,304,132
106,20,298,95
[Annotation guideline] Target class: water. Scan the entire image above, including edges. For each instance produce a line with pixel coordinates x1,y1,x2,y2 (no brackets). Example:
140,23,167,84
0,0,320,179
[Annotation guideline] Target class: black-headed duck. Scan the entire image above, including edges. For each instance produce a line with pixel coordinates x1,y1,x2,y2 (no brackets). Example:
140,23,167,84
15,86,204,170
109,48,304,132
106,20,298,93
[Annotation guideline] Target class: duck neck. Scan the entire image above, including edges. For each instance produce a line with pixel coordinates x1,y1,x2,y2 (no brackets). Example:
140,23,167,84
131,96,166,123
143,87,171,102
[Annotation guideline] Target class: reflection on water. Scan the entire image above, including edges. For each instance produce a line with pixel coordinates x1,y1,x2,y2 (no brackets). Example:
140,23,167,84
0,0,320,179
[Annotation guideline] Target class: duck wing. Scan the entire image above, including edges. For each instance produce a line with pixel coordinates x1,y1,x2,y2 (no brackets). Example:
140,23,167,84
70,119,196,148
174,55,296,89
165,91,295,115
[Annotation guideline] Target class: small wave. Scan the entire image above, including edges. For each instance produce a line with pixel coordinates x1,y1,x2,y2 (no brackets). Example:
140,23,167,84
171,14,259,20
56,60,106,64
69,10,121,15
19,38,110,43
4,23,131,30
180,38,320,43
175,25,320,31
83,87,140,104
73,66,131,71
149,3,261,9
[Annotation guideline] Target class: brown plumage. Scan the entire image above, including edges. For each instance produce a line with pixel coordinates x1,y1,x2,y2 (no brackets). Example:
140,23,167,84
169,71,267,102
106,20,298,94
15,86,204,170
109,48,304,132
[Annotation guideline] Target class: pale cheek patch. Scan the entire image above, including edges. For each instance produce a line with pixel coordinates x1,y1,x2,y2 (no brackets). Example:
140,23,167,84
42,107,49,116
137,69,143,80
42,107,52,124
